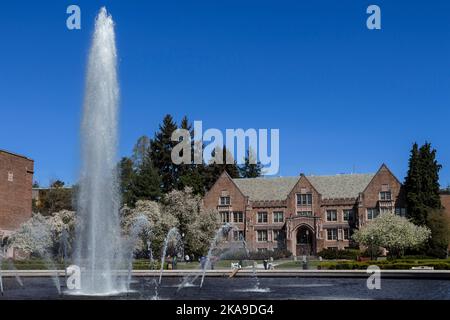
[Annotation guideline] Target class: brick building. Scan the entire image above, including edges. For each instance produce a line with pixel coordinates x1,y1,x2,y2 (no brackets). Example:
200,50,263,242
0,150,34,251
203,164,406,256
439,193,450,250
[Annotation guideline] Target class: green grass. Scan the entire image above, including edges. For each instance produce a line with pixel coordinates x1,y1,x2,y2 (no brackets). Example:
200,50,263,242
274,260,321,269
3,257,450,271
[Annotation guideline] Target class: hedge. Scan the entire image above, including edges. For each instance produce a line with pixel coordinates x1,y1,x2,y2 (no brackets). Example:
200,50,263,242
318,260,450,270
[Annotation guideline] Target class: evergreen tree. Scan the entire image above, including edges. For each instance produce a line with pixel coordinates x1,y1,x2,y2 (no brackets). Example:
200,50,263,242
150,114,179,193
177,116,206,195
426,209,450,258
404,142,442,225
118,157,135,206
204,146,240,190
418,143,442,210
132,156,161,202
239,148,263,178
404,143,425,224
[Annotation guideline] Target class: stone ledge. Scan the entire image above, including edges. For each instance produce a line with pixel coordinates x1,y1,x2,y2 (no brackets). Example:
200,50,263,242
2,269,450,279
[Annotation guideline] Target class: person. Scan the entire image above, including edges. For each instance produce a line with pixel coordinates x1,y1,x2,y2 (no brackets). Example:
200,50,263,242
302,255,308,270
200,256,206,270
263,259,268,270
172,255,177,270
167,255,172,270
185,254,190,263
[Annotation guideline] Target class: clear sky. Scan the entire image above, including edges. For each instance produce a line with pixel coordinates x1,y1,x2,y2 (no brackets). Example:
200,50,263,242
1,1,450,187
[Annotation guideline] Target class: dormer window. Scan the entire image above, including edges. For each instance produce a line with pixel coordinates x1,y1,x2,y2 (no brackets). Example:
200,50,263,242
220,196,230,205
379,191,391,201
297,193,312,206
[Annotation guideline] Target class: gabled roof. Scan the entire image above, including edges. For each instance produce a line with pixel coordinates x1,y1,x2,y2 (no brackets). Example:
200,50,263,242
232,173,375,201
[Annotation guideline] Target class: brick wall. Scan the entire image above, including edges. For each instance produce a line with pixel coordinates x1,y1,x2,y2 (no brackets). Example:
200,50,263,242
0,150,34,232
439,194,450,250
359,164,406,226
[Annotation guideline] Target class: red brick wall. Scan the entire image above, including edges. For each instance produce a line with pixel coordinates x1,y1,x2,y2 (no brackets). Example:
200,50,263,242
248,204,286,250
202,171,248,241
439,194,450,250
440,194,450,217
359,164,405,226
285,176,321,253
0,151,34,231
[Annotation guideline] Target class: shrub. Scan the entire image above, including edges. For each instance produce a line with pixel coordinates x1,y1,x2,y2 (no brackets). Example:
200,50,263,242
317,248,360,260
318,259,450,270
219,248,292,261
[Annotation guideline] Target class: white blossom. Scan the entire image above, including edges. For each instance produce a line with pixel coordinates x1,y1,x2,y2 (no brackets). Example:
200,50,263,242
353,212,431,256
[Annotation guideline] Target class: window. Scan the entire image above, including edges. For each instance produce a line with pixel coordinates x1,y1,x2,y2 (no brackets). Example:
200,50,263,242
220,196,230,205
327,229,337,240
257,230,268,242
395,207,407,217
343,229,350,240
233,230,245,241
273,212,284,223
233,211,244,223
367,208,379,220
297,193,312,206
273,230,281,241
257,212,268,223
7,172,13,182
380,191,392,201
326,210,337,221
343,209,353,222
297,211,313,217
220,211,230,223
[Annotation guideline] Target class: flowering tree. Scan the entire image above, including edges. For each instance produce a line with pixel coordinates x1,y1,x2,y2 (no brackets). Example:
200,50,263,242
11,188,219,260
9,210,76,257
121,199,177,256
48,210,76,240
161,187,220,256
121,188,220,258
9,213,53,255
48,210,76,257
353,213,431,257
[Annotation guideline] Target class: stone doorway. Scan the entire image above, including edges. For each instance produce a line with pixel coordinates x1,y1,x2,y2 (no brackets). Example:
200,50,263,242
296,225,313,256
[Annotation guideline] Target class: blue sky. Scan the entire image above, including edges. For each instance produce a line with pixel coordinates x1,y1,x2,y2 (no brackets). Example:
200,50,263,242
1,1,450,187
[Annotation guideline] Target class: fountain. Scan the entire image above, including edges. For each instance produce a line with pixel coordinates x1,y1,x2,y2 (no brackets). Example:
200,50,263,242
199,223,234,288
6,259,23,288
125,215,151,292
176,223,233,290
158,227,182,285
74,7,124,295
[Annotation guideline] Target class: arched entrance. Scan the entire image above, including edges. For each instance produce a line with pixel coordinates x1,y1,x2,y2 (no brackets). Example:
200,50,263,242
296,225,313,256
